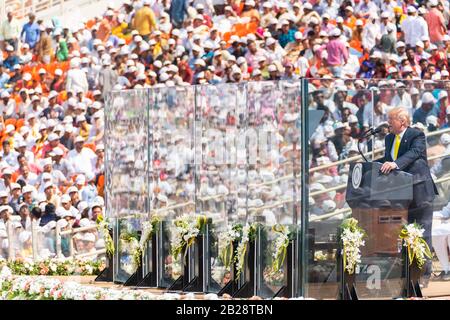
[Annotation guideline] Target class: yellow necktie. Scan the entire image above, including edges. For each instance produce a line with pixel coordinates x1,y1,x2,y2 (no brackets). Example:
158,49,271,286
393,134,401,160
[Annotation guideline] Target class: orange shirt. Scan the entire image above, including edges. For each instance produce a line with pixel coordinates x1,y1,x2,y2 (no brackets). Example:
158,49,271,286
97,18,112,43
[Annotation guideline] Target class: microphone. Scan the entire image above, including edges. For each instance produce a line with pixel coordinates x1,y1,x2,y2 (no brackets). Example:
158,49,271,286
363,126,382,138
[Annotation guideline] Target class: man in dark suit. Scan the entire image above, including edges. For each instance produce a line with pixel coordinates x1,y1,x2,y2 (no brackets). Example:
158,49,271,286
380,107,438,276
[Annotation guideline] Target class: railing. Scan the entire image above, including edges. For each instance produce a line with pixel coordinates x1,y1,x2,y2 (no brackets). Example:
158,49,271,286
3,219,104,262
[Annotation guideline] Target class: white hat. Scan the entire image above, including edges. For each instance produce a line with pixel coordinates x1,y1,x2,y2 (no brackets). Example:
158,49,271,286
440,133,450,145
47,133,59,142
56,219,69,229
267,64,277,72
23,73,32,81
1,91,10,98
74,136,85,144
438,90,448,100
322,200,336,213
303,2,313,10
429,0,438,6
53,147,64,156
5,124,15,134
10,183,21,191
421,92,436,104
331,28,341,37
83,233,96,242
77,201,88,212
76,115,86,123
426,115,438,127
266,37,276,46
415,40,424,48
76,175,86,185
22,185,34,194
67,186,78,194
43,181,54,190
61,194,71,204
407,6,417,13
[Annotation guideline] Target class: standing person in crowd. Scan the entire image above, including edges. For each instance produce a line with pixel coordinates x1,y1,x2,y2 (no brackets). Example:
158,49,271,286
0,11,21,51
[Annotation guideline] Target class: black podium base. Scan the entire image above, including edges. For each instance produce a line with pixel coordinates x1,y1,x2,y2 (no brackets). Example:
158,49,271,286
218,279,239,296
274,286,289,298
136,272,156,287
183,276,203,292
339,283,359,300
124,266,143,286
168,275,186,291
232,280,254,298
95,265,113,282
402,280,423,298
95,256,113,282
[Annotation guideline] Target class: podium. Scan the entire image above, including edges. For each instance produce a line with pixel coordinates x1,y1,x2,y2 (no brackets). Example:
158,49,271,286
343,162,416,299
346,162,413,256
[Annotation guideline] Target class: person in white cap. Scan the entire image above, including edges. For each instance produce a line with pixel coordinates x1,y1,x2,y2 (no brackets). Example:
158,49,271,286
36,22,54,64
41,181,60,208
413,92,437,125
391,82,413,110
401,6,422,47
52,146,74,178
0,90,17,118
66,57,89,94
1,139,19,169
80,172,98,206
67,136,97,176
325,28,348,78
425,0,447,45
355,0,378,19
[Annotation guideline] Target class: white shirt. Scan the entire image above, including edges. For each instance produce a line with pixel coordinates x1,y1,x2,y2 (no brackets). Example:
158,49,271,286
66,68,89,94
67,147,97,176
391,128,407,161
362,22,381,51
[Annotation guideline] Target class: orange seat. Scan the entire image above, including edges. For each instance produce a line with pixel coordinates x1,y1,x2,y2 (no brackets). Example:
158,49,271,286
84,143,96,152
4,119,16,128
15,118,25,131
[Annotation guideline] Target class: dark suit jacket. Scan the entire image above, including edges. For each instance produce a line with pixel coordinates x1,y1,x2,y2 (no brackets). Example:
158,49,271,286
378,127,438,205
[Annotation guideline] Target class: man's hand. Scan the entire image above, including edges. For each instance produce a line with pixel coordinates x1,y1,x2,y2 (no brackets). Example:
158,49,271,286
380,162,398,174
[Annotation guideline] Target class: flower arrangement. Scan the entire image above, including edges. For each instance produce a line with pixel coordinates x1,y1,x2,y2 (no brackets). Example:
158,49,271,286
139,215,161,253
0,265,190,300
234,223,258,279
97,216,115,258
270,224,295,274
171,214,207,261
0,258,105,276
218,224,242,269
399,223,433,269
338,218,366,275
119,232,141,274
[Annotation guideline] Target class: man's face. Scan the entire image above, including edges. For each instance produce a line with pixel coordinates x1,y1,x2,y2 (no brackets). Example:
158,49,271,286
75,141,84,152
50,140,59,148
388,114,405,134
45,187,53,197
92,207,102,220
7,13,13,21
0,197,7,205
62,202,71,210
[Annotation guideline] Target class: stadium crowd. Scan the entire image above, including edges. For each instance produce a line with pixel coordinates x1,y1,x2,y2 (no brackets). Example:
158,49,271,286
0,0,449,275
